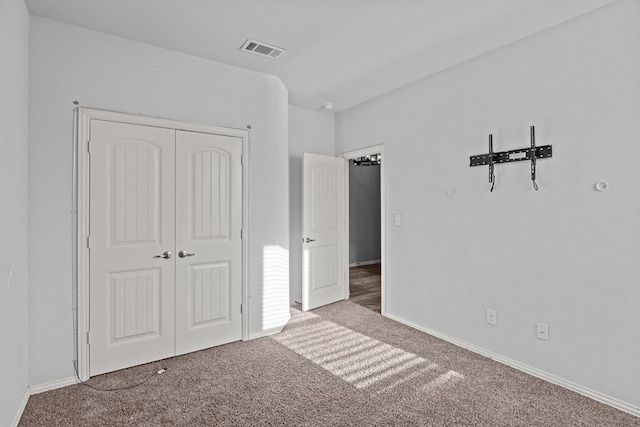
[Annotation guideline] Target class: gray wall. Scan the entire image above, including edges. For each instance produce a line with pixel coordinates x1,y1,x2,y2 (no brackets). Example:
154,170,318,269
288,105,335,303
28,16,290,386
0,0,30,424
336,0,640,408
349,163,381,264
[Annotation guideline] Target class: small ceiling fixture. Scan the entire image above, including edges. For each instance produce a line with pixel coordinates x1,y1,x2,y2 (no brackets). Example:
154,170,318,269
321,103,335,111
240,38,285,59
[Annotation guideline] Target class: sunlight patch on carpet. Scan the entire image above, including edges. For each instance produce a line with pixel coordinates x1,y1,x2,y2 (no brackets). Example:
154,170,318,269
272,308,463,396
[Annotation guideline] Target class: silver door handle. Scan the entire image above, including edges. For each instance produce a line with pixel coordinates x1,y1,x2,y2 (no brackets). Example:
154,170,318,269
179,250,195,258
304,238,316,243
154,251,172,259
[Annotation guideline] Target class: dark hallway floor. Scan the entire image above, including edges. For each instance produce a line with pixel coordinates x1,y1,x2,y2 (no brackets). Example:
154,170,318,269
349,263,381,313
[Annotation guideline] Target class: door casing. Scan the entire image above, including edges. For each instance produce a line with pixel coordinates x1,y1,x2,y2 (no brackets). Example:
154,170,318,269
74,108,250,381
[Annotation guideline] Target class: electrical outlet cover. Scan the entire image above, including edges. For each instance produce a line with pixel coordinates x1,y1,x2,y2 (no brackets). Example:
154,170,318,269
536,322,549,340
486,309,497,325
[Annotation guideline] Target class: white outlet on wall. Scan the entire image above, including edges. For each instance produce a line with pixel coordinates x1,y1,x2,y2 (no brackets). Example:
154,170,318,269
536,322,549,341
486,309,497,325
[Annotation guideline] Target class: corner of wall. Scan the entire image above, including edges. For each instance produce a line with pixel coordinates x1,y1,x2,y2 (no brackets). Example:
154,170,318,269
287,105,336,304
0,0,30,426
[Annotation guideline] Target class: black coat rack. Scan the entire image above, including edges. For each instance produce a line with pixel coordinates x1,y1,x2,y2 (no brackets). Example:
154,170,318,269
469,126,552,191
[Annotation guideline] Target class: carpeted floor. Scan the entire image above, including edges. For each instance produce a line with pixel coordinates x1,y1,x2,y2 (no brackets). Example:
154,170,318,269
20,301,640,426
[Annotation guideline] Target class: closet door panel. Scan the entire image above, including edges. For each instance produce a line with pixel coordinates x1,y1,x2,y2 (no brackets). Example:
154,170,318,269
89,120,176,376
174,130,243,355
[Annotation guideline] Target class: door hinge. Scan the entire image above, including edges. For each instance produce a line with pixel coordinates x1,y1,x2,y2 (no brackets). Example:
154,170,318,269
240,229,243,239
87,331,91,344
240,155,243,165
86,236,91,249
87,139,91,153
240,304,243,315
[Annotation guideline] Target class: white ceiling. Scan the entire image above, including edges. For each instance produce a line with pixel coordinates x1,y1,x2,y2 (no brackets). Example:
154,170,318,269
24,0,614,113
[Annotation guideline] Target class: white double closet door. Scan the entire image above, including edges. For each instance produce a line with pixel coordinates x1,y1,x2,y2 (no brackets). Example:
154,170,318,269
89,119,242,376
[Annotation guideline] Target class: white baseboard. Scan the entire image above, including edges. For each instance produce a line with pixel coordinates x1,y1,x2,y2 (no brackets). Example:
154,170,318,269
384,313,640,418
248,315,291,340
349,259,381,267
30,376,79,395
12,376,80,425
10,388,30,427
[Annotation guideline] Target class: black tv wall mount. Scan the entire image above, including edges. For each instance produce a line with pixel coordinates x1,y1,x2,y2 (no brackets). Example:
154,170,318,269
469,125,552,191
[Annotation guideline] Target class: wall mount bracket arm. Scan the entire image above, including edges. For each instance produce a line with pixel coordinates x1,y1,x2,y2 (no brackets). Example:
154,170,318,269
488,134,495,192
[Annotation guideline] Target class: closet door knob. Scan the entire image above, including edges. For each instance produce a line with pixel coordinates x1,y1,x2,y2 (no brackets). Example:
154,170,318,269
178,250,195,258
153,251,172,259
304,238,316,243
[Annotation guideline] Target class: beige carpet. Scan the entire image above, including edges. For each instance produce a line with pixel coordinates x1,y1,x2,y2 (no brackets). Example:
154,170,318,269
20,301,639,426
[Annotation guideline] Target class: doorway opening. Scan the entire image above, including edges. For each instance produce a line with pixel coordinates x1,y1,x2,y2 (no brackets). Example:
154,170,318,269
342,145,385,315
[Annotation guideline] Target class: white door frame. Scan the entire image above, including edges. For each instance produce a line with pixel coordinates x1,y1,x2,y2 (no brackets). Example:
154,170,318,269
74,108,250,381
341,145,386,315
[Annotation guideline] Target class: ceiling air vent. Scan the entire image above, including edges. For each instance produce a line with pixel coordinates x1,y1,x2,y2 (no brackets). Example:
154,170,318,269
240,39,285,59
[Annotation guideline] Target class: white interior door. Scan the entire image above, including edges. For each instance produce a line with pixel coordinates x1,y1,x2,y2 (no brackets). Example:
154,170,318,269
302,153,347,311
88,118,243,376
175,130,242,355
89,120,176,376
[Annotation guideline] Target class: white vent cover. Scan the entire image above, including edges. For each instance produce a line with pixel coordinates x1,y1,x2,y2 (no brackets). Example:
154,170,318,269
240,39,285,59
